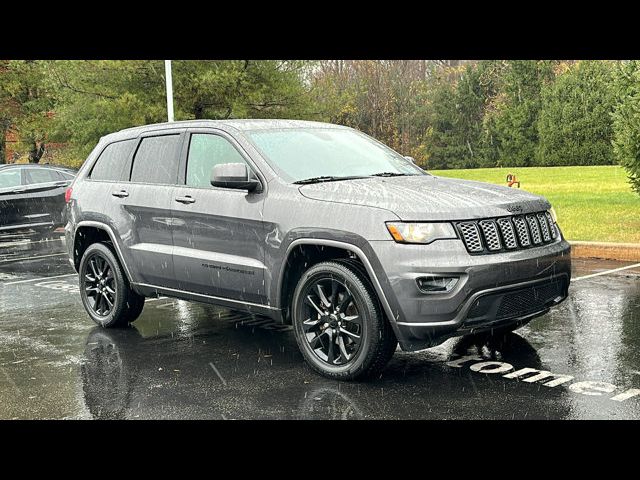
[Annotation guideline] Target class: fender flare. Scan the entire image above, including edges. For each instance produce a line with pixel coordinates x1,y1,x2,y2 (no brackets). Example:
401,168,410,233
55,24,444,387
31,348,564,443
73,220,134,283
278,238,397,325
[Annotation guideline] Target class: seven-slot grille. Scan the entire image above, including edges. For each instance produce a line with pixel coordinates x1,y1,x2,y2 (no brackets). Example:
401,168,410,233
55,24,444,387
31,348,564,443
456,211,558,255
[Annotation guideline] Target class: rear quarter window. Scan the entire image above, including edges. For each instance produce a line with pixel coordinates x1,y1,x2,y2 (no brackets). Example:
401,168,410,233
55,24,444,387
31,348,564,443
0,168,22,188
90,139,137,182
25,168,60,185
130,135,181,184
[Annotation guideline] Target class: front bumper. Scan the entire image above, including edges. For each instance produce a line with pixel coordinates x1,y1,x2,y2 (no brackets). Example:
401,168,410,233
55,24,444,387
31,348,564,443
367,236,571,351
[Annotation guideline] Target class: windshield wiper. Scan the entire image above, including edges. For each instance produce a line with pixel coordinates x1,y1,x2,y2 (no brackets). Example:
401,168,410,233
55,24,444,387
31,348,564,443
293,175,367,185
369,172,412,177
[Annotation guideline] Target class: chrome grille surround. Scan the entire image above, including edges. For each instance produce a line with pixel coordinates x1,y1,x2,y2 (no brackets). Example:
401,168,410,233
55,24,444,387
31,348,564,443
537,213,551,242
458,222,483,252
478,220,501,251
512,216,531,247
496,217,518,249
526,214,542,244
545,211,557,239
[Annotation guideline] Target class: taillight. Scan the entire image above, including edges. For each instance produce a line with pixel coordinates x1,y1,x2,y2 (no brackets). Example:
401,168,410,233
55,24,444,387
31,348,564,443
65,187,73,203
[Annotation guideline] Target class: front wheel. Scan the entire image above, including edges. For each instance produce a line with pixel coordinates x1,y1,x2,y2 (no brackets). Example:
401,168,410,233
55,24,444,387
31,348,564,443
79,243,145,328
291,261,397,380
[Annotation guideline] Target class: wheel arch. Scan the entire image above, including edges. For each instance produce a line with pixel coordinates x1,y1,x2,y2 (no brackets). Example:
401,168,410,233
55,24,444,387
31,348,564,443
277,239,397,328
72,221,134,284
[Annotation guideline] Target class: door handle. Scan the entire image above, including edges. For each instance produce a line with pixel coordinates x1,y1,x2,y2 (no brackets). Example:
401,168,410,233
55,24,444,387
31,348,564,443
175,195,196,204
112,190,129,198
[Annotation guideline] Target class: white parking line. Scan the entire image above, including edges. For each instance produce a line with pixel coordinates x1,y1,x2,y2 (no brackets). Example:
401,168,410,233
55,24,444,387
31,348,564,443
4,273,77,285
0,253,67,264
208,361,227,386
571,262,640,282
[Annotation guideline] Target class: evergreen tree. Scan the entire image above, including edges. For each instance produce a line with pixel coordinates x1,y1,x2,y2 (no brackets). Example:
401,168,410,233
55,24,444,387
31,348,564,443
612,60,640,194
424,61,502,169
485,60,555,167
537,61,616,166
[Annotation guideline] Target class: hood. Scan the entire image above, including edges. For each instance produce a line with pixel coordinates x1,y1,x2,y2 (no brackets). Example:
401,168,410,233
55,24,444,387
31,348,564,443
298,175,550,221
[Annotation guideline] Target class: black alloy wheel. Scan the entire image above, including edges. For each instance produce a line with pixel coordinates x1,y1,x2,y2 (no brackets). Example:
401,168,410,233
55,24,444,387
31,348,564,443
79,242,145,328
300,276,363,366
83,253,117,316
292,261,397,380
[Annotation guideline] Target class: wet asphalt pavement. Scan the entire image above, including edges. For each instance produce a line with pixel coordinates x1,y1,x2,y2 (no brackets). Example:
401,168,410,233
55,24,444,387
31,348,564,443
0,233,639,420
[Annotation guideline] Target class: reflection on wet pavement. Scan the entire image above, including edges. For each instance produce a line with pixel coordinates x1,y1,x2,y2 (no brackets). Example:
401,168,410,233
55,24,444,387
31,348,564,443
0,233,639,419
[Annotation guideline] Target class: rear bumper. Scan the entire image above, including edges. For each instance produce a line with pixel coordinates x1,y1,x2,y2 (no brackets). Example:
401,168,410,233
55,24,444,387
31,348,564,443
367,236,571,351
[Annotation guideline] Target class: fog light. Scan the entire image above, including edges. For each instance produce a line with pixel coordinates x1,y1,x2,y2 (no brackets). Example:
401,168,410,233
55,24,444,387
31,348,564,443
416,275,459,293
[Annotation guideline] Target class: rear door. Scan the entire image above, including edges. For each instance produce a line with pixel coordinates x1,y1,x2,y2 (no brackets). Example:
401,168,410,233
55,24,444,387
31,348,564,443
82,137,139,251
110,129,185,288
0,166,27,230
170,129,267,305
22,167,72,227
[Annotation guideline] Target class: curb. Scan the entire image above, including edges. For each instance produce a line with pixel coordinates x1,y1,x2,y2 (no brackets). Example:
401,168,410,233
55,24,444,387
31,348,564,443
569,241,640,262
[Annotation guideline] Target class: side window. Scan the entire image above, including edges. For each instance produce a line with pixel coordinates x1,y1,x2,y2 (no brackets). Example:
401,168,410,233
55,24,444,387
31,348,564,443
130,135,181,184
90,139,137,182
25,168,59,185
58,171,75,180
186,134,248,188
0,168,22,188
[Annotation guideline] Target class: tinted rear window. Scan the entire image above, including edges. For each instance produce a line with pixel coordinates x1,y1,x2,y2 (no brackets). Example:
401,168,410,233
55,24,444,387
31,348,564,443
0,168,22,188
130,135,181,184
91,139,137,182
25,168,60,185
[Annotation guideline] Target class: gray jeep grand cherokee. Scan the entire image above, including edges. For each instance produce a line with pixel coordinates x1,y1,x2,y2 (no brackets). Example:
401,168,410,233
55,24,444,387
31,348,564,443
65,119,571,380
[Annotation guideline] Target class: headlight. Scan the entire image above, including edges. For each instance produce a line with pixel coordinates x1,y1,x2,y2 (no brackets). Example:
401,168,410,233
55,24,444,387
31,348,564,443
549,207,558,223
386,222,457,244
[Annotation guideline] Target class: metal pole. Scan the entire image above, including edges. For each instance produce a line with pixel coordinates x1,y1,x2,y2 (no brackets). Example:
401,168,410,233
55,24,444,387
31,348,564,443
164,60,174,122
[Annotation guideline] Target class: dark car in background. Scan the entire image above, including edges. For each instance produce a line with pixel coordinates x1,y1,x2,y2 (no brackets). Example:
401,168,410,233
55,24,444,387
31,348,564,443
0,163,76,238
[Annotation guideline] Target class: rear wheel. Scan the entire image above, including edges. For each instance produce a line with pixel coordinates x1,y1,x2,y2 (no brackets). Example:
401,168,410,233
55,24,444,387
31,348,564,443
79,243,145,328
291,261,397,380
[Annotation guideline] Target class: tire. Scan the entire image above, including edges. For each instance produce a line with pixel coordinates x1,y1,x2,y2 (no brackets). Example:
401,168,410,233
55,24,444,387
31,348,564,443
79,242,145,328
291,261,397,381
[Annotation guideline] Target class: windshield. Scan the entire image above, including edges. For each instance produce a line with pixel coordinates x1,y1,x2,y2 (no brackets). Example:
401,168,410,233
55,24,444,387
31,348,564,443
244,128,426,182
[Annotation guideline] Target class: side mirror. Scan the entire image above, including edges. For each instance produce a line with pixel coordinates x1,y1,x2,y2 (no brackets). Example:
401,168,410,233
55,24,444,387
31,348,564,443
403,155,416,164
211,163,261,192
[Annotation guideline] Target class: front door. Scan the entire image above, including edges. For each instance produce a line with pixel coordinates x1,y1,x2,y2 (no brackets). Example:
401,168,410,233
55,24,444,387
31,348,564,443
171,130,267,306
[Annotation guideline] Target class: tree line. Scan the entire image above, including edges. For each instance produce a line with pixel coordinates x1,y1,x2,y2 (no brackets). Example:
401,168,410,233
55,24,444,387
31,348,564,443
1,59,639,194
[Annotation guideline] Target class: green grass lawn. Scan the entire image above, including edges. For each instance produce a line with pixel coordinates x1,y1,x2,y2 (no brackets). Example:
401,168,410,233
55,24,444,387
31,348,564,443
430,165,640,243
